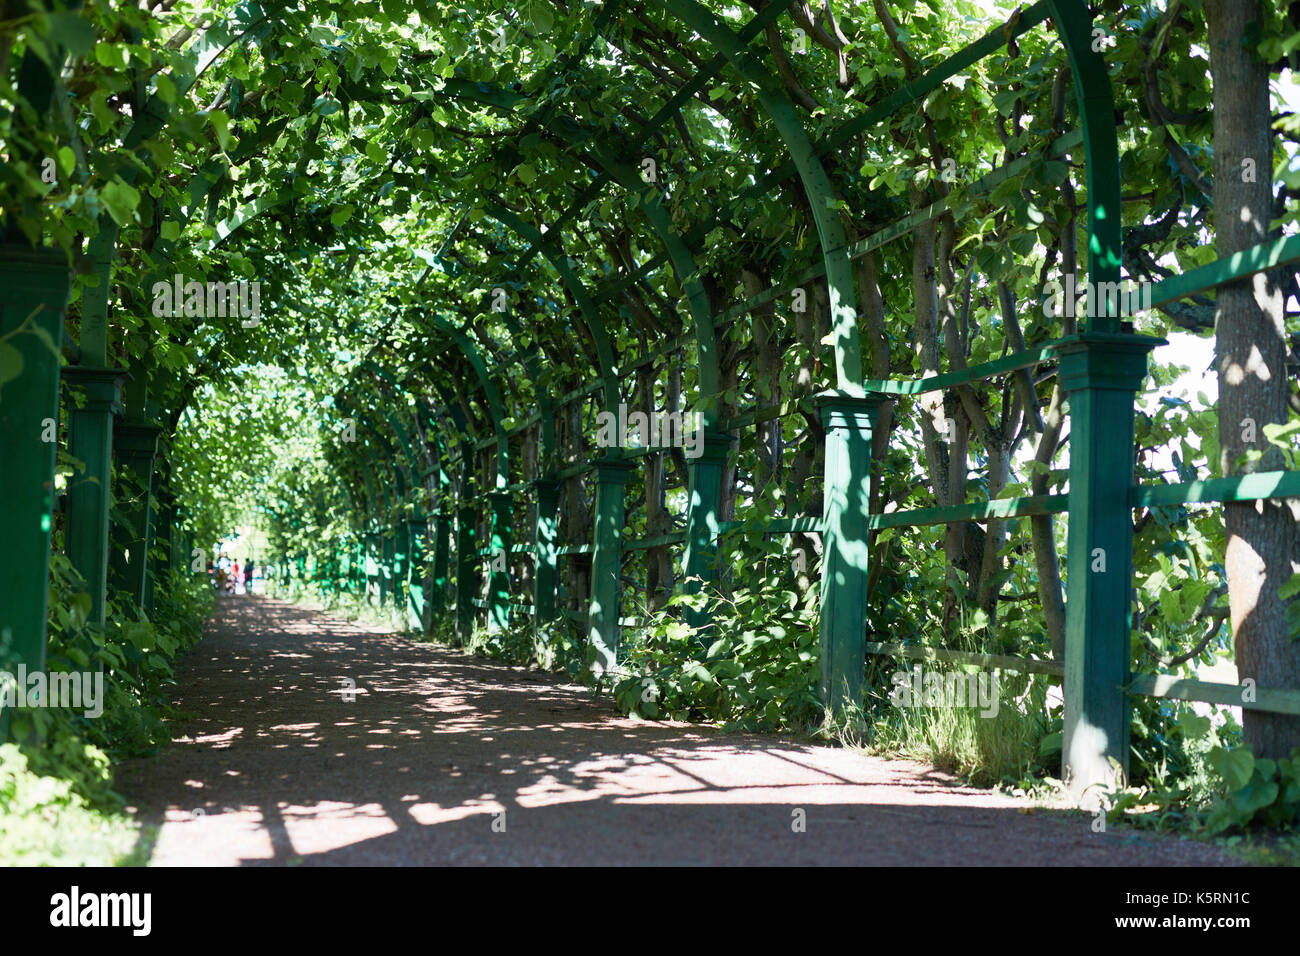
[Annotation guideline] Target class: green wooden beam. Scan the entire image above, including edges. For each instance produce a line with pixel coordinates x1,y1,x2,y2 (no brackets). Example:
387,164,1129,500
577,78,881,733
1127,675,1300,716
1148,233,1300,308
866,642,1065,679
1134,471,1300,508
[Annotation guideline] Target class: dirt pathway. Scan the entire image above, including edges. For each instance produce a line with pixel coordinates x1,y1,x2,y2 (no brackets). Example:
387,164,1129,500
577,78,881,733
116,595,1241,866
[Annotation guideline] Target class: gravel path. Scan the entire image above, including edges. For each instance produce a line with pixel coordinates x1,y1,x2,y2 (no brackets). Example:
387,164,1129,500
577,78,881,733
116,595,1242,866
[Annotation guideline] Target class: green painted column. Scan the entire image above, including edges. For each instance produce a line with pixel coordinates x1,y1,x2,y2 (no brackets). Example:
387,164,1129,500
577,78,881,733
1056,332,1161,801
486,491,512,634
63,367,125,626
0,248,71,734
531,477,562,625
814,391,885,715
404,518,426,629
588,458,635,677
680,431,733,629
365,531,380,604
430,509,451,617
455,505,477,645
380,528,395,607
110,422,162,611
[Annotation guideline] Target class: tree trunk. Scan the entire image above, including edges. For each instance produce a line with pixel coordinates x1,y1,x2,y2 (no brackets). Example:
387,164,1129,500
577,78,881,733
1207,0,1300,758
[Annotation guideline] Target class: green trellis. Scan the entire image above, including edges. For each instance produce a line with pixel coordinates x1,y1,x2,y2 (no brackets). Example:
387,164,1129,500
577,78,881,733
2,0,1298,799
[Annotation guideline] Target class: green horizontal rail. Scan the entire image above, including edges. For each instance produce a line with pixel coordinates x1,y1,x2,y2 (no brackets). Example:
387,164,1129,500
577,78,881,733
1148,233,1300,307
622,532,687,551
866,494,1069,530
473,543,534,557
557,544,594,556
616,443,691,459
862,343,1059,396
1133,471,1300,508
865,642,1064,678
719,398,811,432
461,599,535,613
1127,674,1300,716
557,462,597,480
719,516,823,534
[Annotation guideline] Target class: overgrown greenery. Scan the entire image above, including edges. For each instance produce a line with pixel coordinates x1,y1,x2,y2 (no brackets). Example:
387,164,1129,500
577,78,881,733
0,554,210,866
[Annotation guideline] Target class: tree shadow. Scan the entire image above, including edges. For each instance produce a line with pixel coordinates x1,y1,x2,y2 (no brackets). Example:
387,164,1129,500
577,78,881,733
113,595,1243,866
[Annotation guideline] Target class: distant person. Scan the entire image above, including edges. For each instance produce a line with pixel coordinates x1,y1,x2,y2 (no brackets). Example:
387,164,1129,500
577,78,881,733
244,559,255,592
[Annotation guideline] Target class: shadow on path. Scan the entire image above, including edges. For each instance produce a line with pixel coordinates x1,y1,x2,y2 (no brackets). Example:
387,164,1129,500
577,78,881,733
116,596,1241,866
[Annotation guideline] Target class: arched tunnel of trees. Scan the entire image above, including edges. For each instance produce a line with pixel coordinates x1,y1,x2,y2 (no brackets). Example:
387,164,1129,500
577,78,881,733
3,0,1300,868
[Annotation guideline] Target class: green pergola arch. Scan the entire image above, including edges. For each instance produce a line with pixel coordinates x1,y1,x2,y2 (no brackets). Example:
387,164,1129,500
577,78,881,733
7,0,1238,804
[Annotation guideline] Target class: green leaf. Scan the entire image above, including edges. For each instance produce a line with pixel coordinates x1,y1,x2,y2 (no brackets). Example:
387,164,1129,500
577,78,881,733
1208,746,1255,792
0,341,24,386
47,11,96,58
531,5,554,32
1177,709,1212,739
56,146,76,179
98,179,141,226
94,43,128,69
160,221,180,241
209,109,232,151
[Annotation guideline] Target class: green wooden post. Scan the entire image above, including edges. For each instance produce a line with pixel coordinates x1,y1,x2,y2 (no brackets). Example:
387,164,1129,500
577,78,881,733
588,458,634,677
680,431,732,629
430,508,451,617
1056,333,1162,800
63,367,125,626
814,392,885,715
365,531,380,604
110,422,162,611
0,248,71,736
380,528,395,607
531,477,562,625
486,490,512,634
455,505,477,645
404,518,425,629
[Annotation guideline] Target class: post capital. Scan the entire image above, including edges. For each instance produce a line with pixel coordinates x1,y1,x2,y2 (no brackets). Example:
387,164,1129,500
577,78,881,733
590,456,637,483
113,421,163,459
1052,333,1165,393
812,389,888,430
684,430,734,466
63,366,127,416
